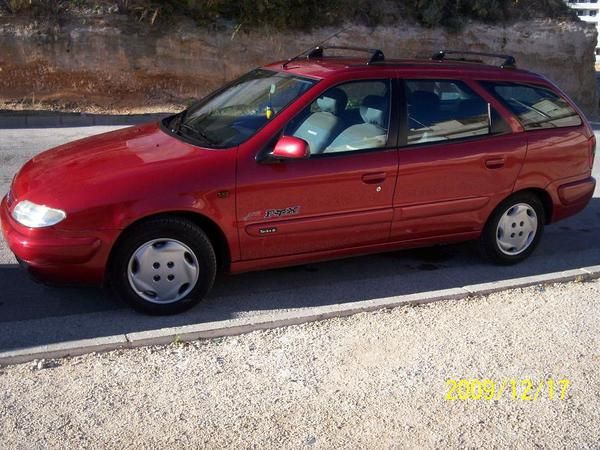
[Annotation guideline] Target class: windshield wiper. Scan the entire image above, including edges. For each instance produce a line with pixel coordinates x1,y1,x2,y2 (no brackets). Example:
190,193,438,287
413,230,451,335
169,110,218,146
170,109,215,145
179,123,217,145
169,110,186,133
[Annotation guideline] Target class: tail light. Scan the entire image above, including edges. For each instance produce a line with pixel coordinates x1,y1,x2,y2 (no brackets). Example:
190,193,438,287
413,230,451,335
589,134,596,169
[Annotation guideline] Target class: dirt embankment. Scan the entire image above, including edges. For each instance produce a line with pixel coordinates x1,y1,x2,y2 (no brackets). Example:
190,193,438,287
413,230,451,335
0,15,597,115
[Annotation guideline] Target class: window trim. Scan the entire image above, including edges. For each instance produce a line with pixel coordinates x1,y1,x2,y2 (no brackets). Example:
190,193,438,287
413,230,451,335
478,80,583,132
398,78,511,149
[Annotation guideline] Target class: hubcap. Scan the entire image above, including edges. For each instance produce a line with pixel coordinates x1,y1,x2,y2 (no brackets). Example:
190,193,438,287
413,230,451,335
127,239,199,304
496,203,538,256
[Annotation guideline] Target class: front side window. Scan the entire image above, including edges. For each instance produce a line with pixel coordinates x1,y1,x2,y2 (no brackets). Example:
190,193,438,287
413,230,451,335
168,69,316,148
284,80,391,155
480,81,582,130
406,79,500,145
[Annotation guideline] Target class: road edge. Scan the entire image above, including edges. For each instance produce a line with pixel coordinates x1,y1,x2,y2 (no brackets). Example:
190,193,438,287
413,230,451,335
2,266,599,366
0,111,170,128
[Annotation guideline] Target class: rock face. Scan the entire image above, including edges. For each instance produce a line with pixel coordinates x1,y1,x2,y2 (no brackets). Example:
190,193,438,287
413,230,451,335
0,16,597,115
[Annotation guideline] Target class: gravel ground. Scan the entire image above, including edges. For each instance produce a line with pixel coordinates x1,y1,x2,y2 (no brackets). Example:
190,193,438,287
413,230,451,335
1,280,599,449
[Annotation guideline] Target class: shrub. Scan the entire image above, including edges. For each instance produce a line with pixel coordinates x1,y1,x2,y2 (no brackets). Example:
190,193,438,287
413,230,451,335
6,0,33,12
3,0,578,29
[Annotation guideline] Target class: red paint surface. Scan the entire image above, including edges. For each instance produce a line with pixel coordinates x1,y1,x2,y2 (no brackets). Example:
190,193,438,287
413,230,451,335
1,58,595,283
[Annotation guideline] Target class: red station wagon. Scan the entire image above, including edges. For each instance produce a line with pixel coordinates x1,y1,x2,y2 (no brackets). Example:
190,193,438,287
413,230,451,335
1,46,596,314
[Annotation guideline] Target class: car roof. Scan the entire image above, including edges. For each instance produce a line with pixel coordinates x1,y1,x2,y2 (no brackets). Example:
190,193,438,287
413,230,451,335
264,57,548,85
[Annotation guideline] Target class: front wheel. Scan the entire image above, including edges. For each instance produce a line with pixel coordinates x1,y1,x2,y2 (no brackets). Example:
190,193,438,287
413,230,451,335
109,217,216,315
480,193,545,265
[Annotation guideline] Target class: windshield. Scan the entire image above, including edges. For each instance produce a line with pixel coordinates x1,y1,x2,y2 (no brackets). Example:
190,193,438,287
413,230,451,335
168,69,317,148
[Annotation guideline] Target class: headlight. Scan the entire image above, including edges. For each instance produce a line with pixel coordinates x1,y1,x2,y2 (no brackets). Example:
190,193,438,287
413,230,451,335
11,200,66,228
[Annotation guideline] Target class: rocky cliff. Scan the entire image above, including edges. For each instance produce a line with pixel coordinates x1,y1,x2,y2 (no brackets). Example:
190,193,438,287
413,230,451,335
0,16,597,116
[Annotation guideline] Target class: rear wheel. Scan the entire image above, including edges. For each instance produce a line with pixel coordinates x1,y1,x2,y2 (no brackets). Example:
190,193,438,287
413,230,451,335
109,217,216,315
480,193,545,265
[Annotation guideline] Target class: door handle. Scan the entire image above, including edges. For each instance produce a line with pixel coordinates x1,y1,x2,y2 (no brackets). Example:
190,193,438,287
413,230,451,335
361,172,387,184
485,158,505,169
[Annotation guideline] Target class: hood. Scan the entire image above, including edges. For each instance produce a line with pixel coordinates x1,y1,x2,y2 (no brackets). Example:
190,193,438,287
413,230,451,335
12,122,203,206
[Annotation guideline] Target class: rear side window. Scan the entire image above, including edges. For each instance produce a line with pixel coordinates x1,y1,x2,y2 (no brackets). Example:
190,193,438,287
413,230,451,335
480,81,582,130
405,80,508,145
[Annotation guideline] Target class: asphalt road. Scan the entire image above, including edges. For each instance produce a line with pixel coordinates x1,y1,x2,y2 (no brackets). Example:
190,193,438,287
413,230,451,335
0,123,599,353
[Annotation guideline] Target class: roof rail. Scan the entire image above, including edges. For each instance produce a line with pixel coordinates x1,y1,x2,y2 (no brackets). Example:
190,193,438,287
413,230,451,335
283,45,385,68
432,50,516,69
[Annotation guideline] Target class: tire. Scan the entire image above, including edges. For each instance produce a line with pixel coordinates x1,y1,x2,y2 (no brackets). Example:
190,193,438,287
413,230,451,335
109,217,217,315
479,192,545,265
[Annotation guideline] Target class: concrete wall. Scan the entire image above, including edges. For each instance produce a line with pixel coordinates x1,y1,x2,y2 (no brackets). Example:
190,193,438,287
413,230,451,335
0,16,597,116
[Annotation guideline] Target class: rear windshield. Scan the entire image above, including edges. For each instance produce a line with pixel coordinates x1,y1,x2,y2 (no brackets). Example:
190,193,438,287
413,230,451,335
480,81,582,130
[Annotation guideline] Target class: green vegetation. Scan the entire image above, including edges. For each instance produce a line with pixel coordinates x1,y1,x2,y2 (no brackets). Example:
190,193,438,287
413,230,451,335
3,0,577,30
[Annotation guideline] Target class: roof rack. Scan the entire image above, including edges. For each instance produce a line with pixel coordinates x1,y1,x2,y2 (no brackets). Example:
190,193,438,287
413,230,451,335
432,50,516,69
283,45,385,68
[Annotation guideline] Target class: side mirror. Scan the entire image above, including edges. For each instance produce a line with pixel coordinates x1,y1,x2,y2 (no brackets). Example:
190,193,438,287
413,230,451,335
270,136,310,161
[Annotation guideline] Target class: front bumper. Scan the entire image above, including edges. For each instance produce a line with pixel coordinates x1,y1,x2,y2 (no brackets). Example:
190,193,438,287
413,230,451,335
1,195,110,285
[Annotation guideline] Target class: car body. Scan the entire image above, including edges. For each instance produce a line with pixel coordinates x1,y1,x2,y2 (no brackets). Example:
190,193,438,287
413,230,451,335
1,47,596,314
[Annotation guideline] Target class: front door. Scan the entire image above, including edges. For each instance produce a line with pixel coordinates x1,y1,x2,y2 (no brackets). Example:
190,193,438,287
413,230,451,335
236,78,399,260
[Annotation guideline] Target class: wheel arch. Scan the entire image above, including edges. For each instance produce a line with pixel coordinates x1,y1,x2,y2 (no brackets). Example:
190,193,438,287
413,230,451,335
107,211,232,277
510,187,553,224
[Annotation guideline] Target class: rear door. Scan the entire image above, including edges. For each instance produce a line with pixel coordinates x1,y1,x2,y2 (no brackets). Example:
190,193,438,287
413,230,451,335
391,78,527,241
236,78,400,260
480,81,592,192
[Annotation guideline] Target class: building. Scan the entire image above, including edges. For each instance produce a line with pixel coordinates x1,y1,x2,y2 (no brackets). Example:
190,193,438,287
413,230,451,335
565,0,600,62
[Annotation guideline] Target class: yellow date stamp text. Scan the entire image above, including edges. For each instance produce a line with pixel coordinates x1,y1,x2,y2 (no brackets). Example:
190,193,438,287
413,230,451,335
445,378,570,401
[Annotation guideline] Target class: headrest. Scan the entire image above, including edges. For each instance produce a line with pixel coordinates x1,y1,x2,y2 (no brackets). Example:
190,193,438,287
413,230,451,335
360,95,387,128
458,98,486,117
316,88,347,115
410,90,440,111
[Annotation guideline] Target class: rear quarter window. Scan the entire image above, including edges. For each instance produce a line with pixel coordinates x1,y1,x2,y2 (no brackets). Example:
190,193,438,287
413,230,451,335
480,81,582,130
